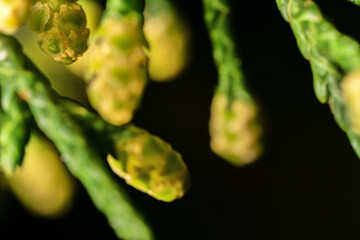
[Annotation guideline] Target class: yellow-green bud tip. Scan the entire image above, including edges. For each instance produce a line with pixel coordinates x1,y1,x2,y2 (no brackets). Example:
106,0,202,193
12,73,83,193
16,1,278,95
209,95,262,167
144,5,190,81
341,69,360,135
85,15,147,125
107,126,190,202
28,1,89,64
6,133,75,217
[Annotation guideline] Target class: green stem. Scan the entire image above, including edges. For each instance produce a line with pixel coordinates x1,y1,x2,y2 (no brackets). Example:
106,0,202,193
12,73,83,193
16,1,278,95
202,0,251,102
0,34,153,240
105,0,145,18
348,0,360,7
62,99,191,202
276,0,360,157
0,72,31,173
203,0,262,167
0,108,3,127
60,99,122,155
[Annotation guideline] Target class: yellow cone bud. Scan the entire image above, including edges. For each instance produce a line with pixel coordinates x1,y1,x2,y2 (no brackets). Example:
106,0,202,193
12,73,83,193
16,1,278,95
209,95,262,166
28,0,90,64
341,69,360,134
66,0,103,77
0,0,31,34
7,133,75,217
144,2,190,81
107,126,190,202
85,15,148,125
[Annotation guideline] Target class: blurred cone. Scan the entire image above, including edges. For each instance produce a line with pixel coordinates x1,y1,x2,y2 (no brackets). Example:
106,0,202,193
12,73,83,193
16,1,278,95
7,132,76,218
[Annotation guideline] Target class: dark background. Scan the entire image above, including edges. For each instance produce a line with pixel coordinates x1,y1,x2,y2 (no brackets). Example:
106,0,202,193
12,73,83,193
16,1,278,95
2,0,360,239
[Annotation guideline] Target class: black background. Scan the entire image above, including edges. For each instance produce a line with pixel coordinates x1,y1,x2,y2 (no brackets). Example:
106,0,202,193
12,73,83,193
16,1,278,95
3,0,360,239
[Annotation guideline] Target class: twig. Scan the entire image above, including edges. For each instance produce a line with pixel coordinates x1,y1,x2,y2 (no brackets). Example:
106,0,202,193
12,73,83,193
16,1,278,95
276,0,360,157
203,0,262,166
0,34,153,240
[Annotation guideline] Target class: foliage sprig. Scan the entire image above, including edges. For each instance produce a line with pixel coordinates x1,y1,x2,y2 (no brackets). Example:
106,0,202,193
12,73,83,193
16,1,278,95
203,0,262,166
276,0,360,158
0,30,190,238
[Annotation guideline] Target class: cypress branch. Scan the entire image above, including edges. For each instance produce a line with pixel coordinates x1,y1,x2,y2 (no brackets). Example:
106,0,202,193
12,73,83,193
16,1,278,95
276,0,360,158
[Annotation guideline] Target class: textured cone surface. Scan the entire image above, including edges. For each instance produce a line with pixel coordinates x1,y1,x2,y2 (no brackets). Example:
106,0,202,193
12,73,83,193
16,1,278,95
66,0,103,77
209,95,262,166
85,15,147,125
28,0,89,64
107,126,190,202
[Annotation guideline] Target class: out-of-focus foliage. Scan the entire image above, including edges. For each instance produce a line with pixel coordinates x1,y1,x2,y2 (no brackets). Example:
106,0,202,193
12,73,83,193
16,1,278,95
341,70,360,135
144,0,190,81
6,132,75,217
0,172,8,214
0,0,31,34
348,0,360,7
